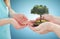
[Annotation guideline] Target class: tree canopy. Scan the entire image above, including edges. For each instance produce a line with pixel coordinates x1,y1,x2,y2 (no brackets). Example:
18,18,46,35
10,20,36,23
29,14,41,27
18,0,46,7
31,5,49,15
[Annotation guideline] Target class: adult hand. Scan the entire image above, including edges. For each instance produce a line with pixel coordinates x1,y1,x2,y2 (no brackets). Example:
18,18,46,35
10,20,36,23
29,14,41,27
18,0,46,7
29,22,57,34
36,14,60,25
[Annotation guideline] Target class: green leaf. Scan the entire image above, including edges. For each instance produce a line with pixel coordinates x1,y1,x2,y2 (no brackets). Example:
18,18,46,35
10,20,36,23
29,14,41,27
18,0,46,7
31,5,49,15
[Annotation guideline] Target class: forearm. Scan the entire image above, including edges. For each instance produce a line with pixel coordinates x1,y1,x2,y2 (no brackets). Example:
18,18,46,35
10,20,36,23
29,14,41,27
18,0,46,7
4,0,16,16
9,8,16,16
4,0,11,8
7,0,16,16
0,18,12,26
52,24,60,38
0,18,21,29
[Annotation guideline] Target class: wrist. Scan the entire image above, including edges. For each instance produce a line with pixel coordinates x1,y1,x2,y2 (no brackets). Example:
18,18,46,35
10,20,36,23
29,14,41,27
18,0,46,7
9,18,14,24
8,6,11,10
9,8,16,17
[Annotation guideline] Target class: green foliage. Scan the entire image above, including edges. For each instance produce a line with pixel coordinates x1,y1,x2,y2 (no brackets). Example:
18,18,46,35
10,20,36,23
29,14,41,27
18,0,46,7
31,5,49,15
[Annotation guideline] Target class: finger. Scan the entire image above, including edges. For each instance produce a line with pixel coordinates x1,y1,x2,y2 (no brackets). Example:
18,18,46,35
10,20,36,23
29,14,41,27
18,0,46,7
12,14,28,25
27,20,36,26
19,14,28,21
26,21,33,26
19,16,27,21
22,16,28,21
13,15,27,25
39,30,49,34
13,16,23,25
14,14,27,22
30,20,36,23
30,26,44,34
14,17,27,27
39,30,45,34
12,19,22,29
42,14,50,21
21,21,29,26
29,26,38,31
14,18,27,29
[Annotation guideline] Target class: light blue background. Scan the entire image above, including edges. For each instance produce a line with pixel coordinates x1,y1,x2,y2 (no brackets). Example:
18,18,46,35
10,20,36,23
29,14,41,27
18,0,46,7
10,0,60,39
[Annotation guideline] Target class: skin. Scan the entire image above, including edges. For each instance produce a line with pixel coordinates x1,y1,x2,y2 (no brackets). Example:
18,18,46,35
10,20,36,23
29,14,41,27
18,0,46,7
29,22,60,38
0,18,25,29
0,0,28,29
41,14,60,25
2,0,60,38
29,14,60,38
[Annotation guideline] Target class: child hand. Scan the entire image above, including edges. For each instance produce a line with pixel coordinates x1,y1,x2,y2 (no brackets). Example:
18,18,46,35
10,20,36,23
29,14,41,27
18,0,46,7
11,13,28,29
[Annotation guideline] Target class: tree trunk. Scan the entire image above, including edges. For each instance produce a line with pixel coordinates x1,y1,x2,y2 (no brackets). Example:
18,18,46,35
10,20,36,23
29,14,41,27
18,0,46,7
40,15,42,23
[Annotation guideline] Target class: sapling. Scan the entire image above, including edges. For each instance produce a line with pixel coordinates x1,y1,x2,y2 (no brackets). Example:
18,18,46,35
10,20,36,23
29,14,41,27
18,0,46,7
31,5,49,27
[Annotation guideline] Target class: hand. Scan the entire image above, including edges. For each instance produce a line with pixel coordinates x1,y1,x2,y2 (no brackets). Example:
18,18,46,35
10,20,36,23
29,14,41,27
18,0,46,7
37,14,60,25
29,22,57,34
11,13,28,29
37,14,55,22
10,18,28,29
41,14,60,25
27,20,37,26
13,13,28,25
42,14,54,21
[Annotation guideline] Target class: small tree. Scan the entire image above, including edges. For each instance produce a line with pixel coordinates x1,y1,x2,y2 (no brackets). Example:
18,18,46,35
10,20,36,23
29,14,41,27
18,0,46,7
31,5,49,27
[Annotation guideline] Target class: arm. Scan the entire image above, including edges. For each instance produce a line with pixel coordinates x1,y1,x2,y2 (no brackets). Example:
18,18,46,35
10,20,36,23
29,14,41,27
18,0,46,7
0,18,12,26
4,0,16,16
0,0,28,29
0,18,23,29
